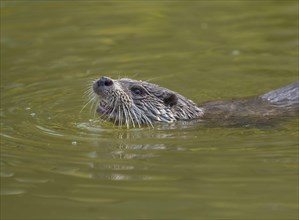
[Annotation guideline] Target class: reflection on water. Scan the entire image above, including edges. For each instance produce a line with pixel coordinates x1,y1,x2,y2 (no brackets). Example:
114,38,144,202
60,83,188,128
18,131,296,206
1,1,298,219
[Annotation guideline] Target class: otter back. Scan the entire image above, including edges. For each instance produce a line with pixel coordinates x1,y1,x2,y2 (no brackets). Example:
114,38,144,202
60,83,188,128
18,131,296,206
200,82,299,120
260,82,299,108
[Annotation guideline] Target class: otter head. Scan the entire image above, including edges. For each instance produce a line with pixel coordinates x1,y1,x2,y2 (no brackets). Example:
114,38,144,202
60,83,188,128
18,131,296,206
92,76,203,127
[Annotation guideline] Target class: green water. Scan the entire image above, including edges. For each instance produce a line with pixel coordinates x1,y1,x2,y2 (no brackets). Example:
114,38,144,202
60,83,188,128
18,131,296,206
1,1,298,219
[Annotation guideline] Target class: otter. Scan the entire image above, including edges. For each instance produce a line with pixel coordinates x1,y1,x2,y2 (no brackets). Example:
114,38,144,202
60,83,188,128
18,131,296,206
92,76,298,128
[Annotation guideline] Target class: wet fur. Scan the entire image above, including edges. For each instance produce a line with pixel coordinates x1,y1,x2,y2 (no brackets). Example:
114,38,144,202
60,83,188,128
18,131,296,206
89,77,298,128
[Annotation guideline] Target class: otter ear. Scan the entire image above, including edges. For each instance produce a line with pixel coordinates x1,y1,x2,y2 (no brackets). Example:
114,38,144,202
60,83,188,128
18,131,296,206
163,93,178,107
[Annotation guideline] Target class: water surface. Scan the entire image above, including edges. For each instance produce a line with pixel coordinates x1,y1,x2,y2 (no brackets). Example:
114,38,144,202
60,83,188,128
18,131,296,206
1,1,298,219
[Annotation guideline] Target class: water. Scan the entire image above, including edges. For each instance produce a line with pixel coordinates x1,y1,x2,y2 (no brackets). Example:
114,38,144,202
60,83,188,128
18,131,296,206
1,1,298,219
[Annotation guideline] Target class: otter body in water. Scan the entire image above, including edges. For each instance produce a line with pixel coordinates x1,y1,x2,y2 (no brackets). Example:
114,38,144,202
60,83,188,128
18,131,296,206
92,76,298,128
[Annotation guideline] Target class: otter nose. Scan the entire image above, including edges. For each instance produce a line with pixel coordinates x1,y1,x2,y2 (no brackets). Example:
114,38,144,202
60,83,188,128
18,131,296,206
97,77,113,87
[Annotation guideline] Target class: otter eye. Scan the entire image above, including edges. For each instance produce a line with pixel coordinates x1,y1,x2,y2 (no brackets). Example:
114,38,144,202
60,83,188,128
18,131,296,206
131,86,144,95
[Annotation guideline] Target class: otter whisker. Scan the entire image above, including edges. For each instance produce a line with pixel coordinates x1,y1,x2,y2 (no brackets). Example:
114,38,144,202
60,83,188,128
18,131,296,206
141,111,154,128
121,106,127,128
130,106,141,128
83,81,95,97
82,83,98,113
124,105,134,128
118,105,122,128
126,106,136,128
113,110,118,128
122,105,128,128
92,101,98,118
83,88,93,97
122,105,130,129
102,104,114,123
81,94,97,113
122,107,127,128
110,100,118,121
103,99,118,127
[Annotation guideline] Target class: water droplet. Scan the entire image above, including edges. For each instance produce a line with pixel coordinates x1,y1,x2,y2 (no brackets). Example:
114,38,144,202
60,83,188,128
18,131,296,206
231,49,240,56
